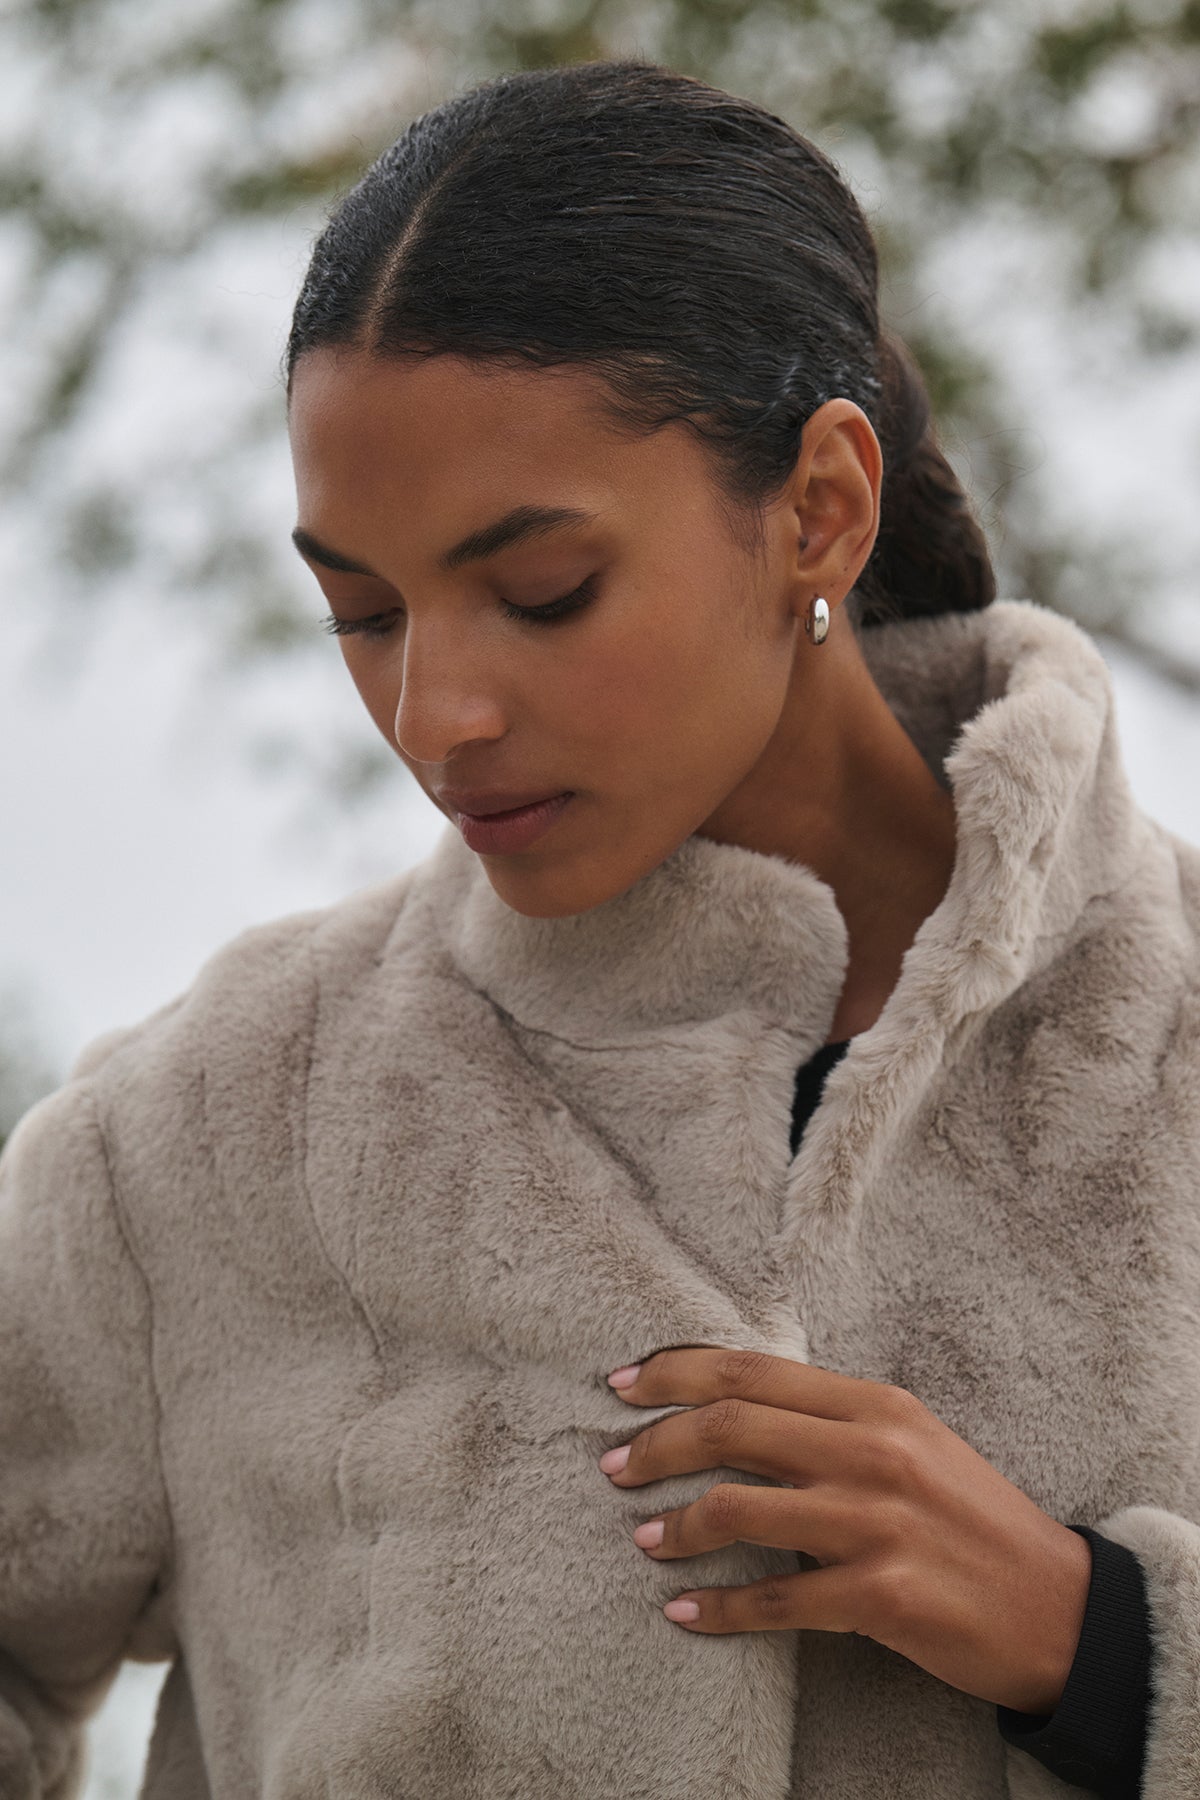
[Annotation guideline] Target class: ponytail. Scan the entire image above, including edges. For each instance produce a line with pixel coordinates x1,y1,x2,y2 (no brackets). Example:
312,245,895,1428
852,330,996,628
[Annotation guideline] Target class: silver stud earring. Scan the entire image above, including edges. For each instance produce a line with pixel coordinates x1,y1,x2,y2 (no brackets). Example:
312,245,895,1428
805,595,830,645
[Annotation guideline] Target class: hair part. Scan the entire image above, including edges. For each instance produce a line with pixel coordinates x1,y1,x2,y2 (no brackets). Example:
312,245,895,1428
286,58,996,628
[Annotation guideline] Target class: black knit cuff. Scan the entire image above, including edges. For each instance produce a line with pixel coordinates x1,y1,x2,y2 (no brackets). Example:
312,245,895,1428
995,1525,1152,1798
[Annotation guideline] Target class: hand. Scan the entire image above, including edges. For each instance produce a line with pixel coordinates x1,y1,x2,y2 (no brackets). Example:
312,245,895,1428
600,1347,1093,1717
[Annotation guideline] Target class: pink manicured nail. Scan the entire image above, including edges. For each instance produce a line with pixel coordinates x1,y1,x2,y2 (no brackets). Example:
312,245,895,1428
607,1364,642,1388
633,1519,664,1549
664,1599,700,1623
599,1444,631,1474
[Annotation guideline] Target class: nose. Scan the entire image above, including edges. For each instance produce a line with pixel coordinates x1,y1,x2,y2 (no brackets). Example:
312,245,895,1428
391,618,508,765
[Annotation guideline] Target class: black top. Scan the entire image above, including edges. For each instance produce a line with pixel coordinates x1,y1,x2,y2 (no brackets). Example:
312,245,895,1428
791,1040,1153,1798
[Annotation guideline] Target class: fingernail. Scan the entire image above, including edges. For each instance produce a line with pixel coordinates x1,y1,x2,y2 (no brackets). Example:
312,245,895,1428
664,1599,700,1623
633,1519,664,1549
599,1444,631,1474
607,1364,642,1388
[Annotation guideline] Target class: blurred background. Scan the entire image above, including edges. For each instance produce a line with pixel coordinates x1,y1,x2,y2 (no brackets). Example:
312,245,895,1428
1,0,1198,1791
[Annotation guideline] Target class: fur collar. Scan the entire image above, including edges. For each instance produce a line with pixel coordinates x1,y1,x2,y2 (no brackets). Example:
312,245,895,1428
425,598,1145,1062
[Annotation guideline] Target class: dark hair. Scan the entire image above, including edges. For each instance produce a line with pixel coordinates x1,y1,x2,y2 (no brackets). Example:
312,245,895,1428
286,58,995,628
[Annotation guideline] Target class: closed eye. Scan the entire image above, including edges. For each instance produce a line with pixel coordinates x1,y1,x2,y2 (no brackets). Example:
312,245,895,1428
322,574,599,640
322,610,398,640
499,574,599,624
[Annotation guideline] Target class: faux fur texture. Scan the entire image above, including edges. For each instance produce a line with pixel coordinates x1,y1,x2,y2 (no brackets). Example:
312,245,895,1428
1,597,1198,1798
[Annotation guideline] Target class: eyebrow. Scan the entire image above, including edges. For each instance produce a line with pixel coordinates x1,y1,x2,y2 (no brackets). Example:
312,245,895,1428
291,504,599,579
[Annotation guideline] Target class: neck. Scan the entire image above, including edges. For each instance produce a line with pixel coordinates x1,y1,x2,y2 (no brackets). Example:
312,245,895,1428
694,611,959,1041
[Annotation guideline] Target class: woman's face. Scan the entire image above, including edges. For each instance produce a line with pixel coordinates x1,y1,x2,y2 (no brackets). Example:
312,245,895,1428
287,346,851,918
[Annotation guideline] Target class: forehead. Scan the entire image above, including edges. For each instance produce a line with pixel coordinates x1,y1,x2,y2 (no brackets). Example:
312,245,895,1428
288,347,650,525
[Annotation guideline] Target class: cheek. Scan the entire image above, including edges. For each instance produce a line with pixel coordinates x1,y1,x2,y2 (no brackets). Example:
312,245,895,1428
561,596,781,784
342,650,403,748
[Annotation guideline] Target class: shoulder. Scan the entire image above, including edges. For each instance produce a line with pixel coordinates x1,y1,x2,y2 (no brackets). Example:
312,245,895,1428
67,864,424,1094
1008,806,1200,1055
1046,813,1200,1075
1167,821,1200,923
1136,815,1200,963
1093,812,1200,977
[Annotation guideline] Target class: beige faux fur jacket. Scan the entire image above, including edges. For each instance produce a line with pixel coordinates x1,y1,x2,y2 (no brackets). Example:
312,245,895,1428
2,596,1198,1800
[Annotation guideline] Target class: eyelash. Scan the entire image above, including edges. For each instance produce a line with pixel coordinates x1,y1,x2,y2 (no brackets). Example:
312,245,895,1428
321,575,599,640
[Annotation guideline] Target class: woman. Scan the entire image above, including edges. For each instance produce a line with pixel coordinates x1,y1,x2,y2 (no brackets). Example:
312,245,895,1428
0,56,1193,1800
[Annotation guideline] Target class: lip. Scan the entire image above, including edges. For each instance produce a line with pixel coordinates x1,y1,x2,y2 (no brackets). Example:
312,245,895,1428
437,786,570,816
454,791,575,855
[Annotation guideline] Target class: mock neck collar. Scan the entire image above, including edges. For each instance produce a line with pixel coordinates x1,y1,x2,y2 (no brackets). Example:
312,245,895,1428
417,599,1145,1053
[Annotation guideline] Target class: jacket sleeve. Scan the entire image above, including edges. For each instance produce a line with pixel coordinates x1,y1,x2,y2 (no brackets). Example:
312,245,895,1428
996,1524,1152,1797
1085,1503,1200,1797
0,1076,172,1798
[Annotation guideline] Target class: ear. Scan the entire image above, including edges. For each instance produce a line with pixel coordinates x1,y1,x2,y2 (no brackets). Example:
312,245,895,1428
785,399,882,618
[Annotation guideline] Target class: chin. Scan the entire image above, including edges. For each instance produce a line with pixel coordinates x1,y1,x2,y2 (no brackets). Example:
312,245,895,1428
480,833,684,920
481,859,614,920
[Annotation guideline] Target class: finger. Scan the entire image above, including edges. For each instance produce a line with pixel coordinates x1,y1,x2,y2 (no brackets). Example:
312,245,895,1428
611,1345,911,1427
663,1563,865,1635
606,1395,871,1489
636,1480,856,1566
